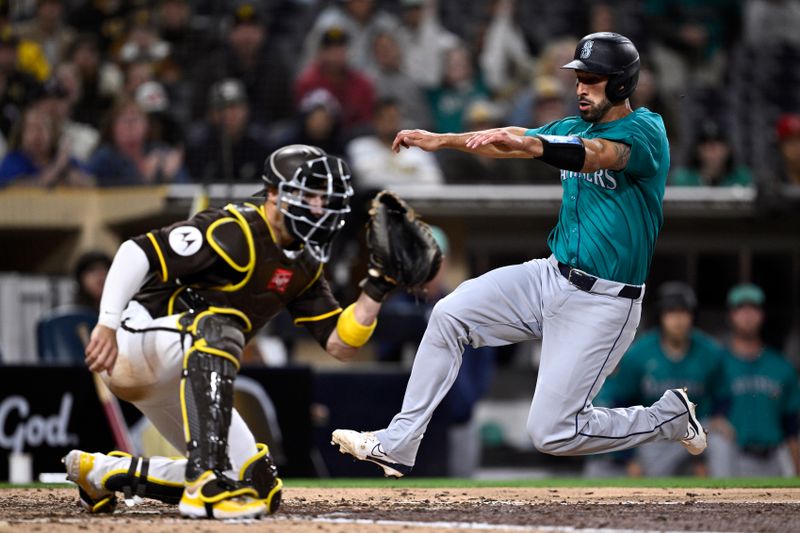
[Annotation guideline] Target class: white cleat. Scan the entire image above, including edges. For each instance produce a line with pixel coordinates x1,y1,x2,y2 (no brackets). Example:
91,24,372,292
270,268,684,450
331,429,412,478
63,450,118,513
672,388,708,455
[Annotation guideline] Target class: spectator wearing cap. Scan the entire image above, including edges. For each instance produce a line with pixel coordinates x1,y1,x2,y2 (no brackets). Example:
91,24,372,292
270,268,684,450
396,0,459,89
295,26,375,134
0,102,94,187
347,97,443,191
13,0,77,69
135,80,183,149
709,283,800,477
191,2,292,128
0,29,42,138
116,11,170,98
670,120,753,187
776,114,800,185
269,88,346,157
36,72,99,162
597,281,725,477
302,0,399,72
366,29,432,130
87,97,187,186
185,78,270,183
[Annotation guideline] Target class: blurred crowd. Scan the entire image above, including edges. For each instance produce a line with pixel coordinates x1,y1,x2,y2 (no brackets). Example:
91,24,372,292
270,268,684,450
0,0,799,192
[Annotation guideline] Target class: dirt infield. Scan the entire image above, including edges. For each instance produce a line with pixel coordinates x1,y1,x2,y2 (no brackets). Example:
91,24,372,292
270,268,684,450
1,486,798,532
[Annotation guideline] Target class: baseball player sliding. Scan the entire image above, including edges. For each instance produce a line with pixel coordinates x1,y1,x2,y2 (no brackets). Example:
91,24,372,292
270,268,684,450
63,145,439,518
332,32,707,477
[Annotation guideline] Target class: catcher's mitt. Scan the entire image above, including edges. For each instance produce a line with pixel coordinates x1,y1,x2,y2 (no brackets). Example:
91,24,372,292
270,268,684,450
362,191,442,302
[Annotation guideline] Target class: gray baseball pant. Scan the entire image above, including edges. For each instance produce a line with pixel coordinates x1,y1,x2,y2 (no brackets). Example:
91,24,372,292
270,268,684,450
376,256,691,466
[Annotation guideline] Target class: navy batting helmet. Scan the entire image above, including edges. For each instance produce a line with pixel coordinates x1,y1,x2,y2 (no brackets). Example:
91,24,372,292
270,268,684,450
562,32,640,104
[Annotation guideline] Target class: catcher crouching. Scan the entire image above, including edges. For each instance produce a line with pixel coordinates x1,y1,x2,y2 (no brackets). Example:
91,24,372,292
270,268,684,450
64,144,441,519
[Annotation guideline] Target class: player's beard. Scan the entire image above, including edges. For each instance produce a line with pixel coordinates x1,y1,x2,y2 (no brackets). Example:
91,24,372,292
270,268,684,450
579,98,613,123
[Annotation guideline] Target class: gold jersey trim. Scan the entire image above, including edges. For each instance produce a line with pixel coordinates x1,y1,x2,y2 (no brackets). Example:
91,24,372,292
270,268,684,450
293,307,342,325
147,232,168,282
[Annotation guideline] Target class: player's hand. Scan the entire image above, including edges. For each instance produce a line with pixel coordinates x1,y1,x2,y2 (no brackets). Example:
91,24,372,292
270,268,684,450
85,324,119,375
392,129,441,153
465,130,530,153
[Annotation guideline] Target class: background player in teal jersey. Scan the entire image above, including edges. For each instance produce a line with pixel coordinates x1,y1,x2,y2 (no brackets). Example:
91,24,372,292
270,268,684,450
599,282,725,476
709,284,800,477
332,32,707,477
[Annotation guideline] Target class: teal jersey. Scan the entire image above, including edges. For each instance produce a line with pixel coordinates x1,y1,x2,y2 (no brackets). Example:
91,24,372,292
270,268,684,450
601,329,724,419
525,108,669,285
719,347,800,448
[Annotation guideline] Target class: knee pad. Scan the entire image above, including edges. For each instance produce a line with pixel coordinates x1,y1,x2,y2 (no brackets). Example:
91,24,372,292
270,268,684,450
239,443,282,515
179,310,246,479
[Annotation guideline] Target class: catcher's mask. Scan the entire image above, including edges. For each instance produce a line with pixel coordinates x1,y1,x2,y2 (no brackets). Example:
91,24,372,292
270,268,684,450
276,155,353,263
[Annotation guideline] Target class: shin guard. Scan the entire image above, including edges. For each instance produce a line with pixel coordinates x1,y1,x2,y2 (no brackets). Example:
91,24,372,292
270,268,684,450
178,310,246,481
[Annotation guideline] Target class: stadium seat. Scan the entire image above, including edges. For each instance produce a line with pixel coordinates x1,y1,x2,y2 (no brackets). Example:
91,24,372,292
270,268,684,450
36,308,98,364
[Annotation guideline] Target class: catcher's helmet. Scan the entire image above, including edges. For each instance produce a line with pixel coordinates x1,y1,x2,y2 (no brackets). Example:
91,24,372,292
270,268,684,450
561,32,640,103
257,144,353,263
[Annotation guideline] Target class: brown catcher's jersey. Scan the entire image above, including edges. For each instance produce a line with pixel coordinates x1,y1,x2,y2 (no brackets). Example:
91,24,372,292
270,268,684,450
130,202,342,345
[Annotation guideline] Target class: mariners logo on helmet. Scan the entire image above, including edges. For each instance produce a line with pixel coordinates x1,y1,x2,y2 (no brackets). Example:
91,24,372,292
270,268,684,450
580,40,594,59
562,32,640,103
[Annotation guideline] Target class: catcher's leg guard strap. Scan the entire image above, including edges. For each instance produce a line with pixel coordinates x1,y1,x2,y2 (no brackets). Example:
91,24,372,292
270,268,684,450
104,456,185,504
179,311,245,480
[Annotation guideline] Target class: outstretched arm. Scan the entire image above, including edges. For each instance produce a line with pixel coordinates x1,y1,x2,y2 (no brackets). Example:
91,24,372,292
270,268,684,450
394,128,631,173
392,127,532,159
466,129,631,173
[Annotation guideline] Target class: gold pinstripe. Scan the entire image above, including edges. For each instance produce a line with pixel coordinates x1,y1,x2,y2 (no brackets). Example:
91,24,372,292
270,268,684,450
293,307,342,325
146,232,168,282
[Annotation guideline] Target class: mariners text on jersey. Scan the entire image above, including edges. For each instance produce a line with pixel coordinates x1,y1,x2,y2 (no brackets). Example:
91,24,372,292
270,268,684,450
561,169,618,190
525,107,669,285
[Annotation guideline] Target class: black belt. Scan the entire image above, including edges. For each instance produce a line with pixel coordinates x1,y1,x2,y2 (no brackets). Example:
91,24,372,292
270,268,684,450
557,262,642,300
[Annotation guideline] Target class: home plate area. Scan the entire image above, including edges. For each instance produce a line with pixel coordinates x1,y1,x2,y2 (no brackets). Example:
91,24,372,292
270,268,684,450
1,487,798,532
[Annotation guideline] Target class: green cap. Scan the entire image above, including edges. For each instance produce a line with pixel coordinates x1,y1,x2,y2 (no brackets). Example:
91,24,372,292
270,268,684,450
727,283,765,308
